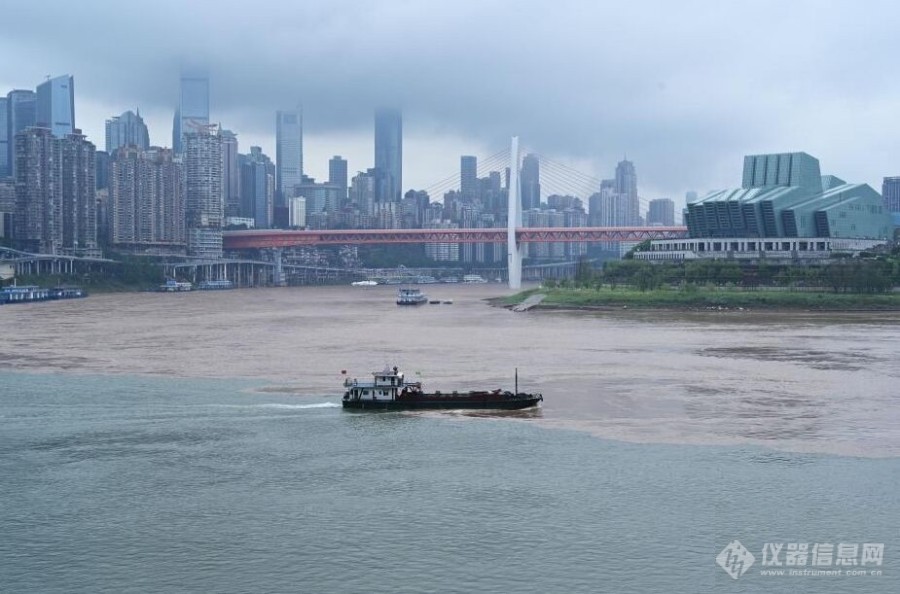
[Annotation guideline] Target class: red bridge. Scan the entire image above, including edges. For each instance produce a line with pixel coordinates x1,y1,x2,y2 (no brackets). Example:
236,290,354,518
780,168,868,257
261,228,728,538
223,227,688,249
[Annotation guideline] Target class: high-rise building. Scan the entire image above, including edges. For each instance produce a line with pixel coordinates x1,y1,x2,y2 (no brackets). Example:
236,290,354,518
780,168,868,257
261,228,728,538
6,90,36,177
287,196,306,228
173,74,210,154
350,169,378,217
882,177,900,213
328,155,348,202
109,146,184,248
221,129,240,217
276,108,303,204
0,97,7,178
374,108,402,202
615,158,640,225
183,126,223,257
60,130,97,253
460,155,477,199
95,151,109,190
15,127,97,255
547,194,582,211
0,179,14,238
35,75,75,138
296,175,341,217
401,189,430,228
105,110,150,153
146,148,185,246
520,153,541,210
14,127,60,253
647,198,675,226
239,146,275,228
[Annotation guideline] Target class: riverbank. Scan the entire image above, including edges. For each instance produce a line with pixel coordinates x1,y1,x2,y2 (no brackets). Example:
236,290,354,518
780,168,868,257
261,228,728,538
498,286,900,311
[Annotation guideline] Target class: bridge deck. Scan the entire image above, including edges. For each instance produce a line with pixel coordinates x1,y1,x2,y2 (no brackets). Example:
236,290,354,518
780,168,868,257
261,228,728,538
223,227,688,249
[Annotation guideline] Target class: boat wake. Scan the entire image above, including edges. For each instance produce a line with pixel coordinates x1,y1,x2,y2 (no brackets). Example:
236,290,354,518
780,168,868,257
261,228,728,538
211,402,341,410
258,402,341,410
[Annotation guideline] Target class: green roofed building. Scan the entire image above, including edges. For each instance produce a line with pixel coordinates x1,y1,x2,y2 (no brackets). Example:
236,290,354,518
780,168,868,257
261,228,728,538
684,152,891,240
638,153,891,262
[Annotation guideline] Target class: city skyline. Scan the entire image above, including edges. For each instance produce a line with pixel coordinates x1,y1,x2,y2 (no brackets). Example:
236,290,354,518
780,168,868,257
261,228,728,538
5,1,900,206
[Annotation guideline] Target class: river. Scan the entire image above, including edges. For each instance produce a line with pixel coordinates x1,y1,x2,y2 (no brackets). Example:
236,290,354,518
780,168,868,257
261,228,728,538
0,285,897,592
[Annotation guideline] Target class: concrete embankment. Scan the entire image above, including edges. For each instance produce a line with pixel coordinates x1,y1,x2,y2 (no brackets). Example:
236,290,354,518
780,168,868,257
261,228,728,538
511,293,545,312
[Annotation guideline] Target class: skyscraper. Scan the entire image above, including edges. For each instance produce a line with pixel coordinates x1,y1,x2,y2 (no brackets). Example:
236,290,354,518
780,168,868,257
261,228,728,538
109,146,184,247
460,155,477,199
615,158,640,225
882,177,900,212
276,108,303,204
350,169,377,216
95,151,109,190
15,127,61,253
328,155,348,202
240,146,275,228
105,110,150,153
647,198,675,226
374,108,402,202
520,153,541,210
60,130,97,253
173,74,209,154
35,75,75,138
184,126,223,257
15,126,96,255
6,90,35,177
0,97,8,178
220,129,240,217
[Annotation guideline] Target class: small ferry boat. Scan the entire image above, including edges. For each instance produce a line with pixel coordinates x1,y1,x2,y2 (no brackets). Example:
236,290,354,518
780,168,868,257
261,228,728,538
342,366,543,411
463,274,488,283
49,286,87,299
159,279,192,292
197,279,234,290
396,287,428,305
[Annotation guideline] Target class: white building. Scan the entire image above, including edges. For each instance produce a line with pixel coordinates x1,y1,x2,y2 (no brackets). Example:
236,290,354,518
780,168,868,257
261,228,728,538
288,196,306,228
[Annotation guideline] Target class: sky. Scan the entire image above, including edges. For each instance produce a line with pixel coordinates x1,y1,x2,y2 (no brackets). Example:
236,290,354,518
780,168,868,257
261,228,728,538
3,0,900,211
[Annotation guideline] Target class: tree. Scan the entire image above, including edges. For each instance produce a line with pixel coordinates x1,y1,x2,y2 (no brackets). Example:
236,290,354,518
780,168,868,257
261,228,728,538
575,257,594,287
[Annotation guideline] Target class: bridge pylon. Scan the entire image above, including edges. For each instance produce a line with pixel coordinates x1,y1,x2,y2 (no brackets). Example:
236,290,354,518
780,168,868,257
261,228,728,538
507,136,524,290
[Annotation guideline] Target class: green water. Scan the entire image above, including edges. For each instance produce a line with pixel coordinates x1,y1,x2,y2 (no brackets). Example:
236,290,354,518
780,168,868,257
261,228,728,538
1,371,896,593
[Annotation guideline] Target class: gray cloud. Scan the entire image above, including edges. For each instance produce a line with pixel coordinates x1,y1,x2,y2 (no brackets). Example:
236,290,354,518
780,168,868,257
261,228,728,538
3,0,900,202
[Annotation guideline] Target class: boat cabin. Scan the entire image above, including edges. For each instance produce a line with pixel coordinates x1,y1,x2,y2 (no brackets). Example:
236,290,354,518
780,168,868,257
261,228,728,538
343,366,421,403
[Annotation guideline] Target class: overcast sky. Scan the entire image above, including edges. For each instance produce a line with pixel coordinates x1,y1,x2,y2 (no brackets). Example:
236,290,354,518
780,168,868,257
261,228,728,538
3,0,900,208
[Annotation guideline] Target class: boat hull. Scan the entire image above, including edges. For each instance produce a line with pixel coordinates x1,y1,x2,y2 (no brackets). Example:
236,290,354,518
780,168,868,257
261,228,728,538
342,394,542,411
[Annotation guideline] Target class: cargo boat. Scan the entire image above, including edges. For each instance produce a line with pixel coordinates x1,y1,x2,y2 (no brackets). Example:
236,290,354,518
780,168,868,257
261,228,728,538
342,366,543,411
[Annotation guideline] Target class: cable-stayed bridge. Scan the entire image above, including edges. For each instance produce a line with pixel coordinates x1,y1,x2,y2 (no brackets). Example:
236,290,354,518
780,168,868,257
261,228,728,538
223,138,687,288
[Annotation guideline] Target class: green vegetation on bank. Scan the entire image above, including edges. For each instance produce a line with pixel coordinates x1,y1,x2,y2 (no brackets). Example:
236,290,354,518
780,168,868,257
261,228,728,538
502,286,900,310
503,248,900,310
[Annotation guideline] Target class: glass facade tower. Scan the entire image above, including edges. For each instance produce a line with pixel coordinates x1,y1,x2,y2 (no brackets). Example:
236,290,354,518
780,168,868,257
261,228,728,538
374,108,402,202
173,75,210,154
35,75,75,138
275,108,303,205
6,90,36,177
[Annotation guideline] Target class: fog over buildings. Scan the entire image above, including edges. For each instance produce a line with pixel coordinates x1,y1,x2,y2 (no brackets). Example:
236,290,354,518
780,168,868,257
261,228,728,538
3,0,900,204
